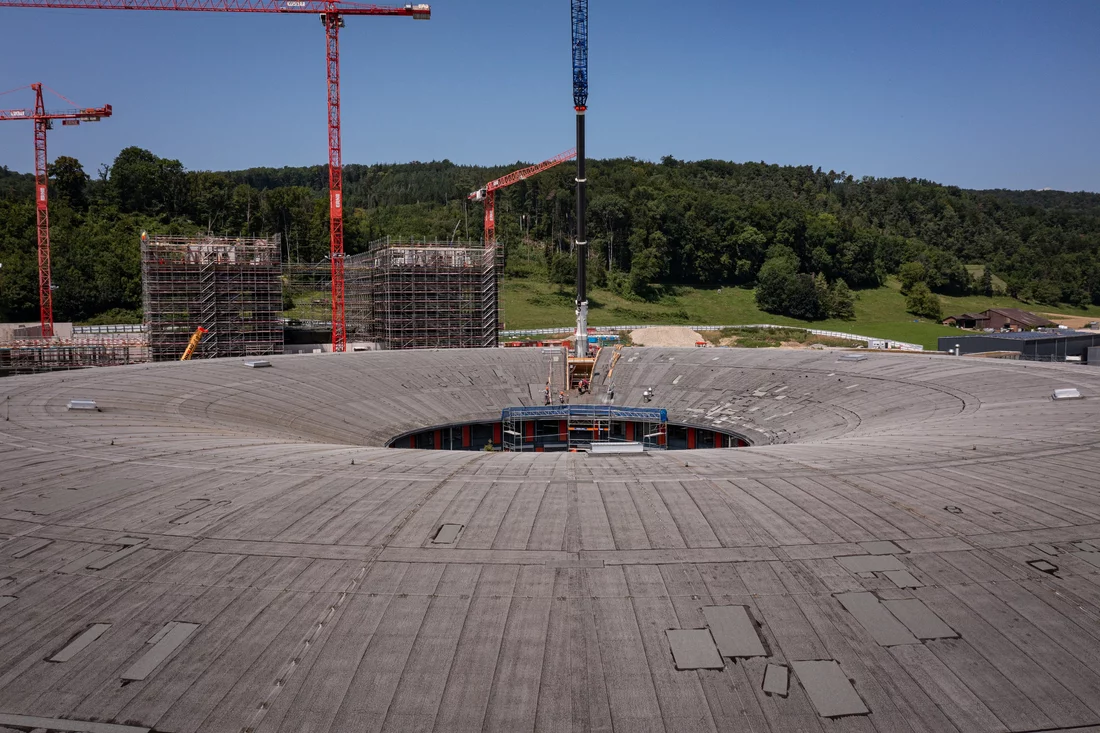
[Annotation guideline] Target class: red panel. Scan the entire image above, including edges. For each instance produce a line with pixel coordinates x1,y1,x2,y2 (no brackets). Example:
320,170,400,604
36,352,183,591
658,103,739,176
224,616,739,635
626,422,634,441
409,436,415,449
493,422,502,445
433,430,441,450
559,420,568,441
525,421,534,443
687,429,696,450
462,425,471,448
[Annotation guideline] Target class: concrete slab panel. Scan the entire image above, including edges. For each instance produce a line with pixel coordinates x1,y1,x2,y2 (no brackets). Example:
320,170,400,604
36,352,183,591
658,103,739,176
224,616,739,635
0,596,14,610
432,524,463,545
49,623,111,663
791,660,869,718
882,599,957,640
666,629,724,670
883,569,923,588
835,592,919,646
0,714,148,733
86,544,144,570
836,555,906,573
121,622,199,681
1073,552,1100,569
702,605,766,658
859,540,905,555
762,663,789,696
12,538,52,558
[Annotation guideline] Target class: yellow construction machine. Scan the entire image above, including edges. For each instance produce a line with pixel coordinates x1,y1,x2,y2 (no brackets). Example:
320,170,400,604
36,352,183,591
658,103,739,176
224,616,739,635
180,326,208,361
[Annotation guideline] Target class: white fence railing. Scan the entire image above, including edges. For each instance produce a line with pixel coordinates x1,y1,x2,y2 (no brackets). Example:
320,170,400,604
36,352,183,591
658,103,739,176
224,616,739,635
74,324,146,334
499,324,924,351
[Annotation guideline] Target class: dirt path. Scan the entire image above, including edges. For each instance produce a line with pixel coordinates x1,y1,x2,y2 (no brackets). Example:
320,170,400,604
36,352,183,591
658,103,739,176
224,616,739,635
629,326,706,347
1038,312,1100,329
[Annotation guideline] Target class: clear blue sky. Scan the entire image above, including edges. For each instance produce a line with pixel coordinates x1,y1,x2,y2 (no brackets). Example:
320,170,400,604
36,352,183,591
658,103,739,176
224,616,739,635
1,0,1098,191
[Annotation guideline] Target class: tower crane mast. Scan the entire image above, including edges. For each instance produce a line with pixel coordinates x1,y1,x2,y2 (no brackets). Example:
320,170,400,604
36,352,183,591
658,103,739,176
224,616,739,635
571,0,589,357
0,83,112,338
0,0,431,352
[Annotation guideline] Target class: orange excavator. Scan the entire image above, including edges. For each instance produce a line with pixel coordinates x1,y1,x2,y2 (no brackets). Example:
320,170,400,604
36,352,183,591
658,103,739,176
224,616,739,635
180,326,207,361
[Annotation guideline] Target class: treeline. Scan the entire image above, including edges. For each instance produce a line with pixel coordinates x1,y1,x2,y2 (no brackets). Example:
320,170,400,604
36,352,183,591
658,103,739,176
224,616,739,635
1,148,1099,323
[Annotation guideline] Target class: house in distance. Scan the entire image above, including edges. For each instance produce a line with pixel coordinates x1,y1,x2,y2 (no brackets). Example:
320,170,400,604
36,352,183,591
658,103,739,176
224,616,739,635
942,308,1055,332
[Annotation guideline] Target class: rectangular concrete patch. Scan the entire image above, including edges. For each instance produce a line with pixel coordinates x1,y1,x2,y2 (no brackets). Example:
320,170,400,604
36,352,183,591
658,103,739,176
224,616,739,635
12,538,53,558
667,629,724,670
835,592,919,646
50,623,111,663
792,660,869,718
836,555,905,573
762,663,789,696
882,599,957,640
432,524,463,545
87,544,144,570
1074,552,1100,569
0,596,15,610
883,569,923,588
1033,543,1059,556
859,540,904,555
0,713,149,733
703,605,766,658
121,622,199,681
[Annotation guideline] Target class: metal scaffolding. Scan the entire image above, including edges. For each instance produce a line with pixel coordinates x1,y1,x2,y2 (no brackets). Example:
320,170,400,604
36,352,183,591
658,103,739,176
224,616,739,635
0,343,138,375
142,234,283,361
366,238,498,350
501,405,668,452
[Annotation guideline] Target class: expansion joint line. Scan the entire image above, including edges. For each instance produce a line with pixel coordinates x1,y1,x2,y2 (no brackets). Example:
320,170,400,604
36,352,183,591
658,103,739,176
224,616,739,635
240,453,482,733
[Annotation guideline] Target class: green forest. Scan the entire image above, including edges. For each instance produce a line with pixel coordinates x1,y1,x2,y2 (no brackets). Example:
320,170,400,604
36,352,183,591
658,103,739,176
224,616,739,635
2,146,1100,325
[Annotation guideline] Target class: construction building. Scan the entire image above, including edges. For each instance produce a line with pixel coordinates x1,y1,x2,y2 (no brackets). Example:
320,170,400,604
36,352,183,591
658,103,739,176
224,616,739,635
365,238,498,350
142,234,283,361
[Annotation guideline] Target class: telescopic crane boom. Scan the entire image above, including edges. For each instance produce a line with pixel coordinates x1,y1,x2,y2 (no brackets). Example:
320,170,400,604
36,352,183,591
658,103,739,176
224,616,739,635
0,83,112,338
0,0,431,352
570,0,589,357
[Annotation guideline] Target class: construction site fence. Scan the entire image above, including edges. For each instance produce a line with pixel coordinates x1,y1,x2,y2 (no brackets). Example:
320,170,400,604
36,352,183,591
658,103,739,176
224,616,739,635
499,324,924,351
74,324,146,335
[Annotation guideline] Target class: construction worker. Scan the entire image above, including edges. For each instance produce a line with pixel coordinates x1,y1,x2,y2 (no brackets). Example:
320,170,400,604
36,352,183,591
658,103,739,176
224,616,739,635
559,390,566,405
544,391,552,406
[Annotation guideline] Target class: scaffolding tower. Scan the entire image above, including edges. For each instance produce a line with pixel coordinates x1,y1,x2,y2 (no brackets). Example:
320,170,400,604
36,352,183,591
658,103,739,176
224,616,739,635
142,235,283,361
367,238,498,350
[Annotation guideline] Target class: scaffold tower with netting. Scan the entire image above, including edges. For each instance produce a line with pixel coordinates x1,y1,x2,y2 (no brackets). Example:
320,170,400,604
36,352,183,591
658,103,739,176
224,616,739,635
367,238,498,350
141,234,283,361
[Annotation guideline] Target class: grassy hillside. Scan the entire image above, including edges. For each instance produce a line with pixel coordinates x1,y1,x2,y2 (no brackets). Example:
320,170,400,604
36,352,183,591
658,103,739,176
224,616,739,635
501,277,1100,350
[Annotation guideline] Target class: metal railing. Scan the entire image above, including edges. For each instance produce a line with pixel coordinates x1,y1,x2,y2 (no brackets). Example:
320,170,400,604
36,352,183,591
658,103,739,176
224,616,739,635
499,324,924,351
73,324,146,334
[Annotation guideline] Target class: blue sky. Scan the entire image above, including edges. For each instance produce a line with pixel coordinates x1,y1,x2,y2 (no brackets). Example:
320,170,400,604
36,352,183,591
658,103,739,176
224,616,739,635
1,0,1098,191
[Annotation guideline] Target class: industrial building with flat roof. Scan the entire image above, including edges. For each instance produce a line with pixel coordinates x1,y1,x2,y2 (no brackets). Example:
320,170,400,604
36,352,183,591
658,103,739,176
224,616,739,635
940,329,1100,361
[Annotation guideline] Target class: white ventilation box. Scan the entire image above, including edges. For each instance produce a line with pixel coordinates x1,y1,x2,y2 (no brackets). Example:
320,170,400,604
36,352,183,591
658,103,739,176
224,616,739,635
66,400,99,411
243,360,272,368
1052,388,1083,400
838,354,868,362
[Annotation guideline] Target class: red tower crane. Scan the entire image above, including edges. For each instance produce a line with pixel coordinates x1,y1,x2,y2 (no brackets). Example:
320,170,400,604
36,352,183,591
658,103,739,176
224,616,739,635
468,148,576,251
0,83,112,338
0,0,431,352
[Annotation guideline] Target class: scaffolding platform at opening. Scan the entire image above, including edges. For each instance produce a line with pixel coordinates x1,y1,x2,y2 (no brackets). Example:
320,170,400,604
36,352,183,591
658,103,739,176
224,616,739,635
501,404,667,452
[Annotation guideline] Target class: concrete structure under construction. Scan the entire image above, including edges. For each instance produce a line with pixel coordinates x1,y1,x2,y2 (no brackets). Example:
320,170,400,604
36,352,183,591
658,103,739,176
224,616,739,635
3,347,1100,731
366,238,498,350
141,234,283,361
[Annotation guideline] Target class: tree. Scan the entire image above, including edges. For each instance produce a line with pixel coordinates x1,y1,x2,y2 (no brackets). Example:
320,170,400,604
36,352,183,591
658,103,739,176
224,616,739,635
108,147,187,217
906,282,942,320
898,261,926,294
49,156,89,210
980,265,994,297
829,279,856,319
